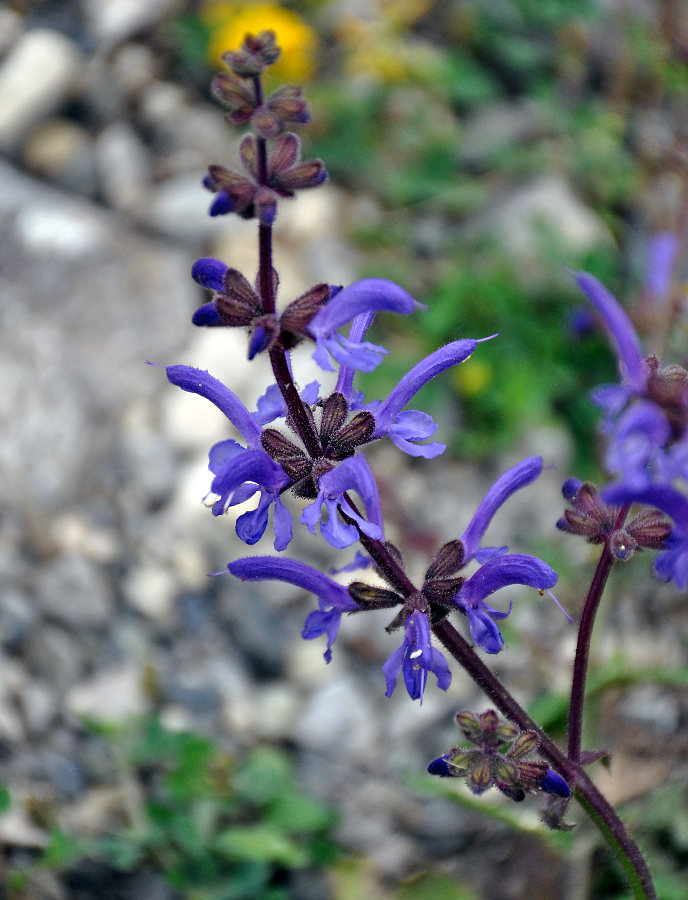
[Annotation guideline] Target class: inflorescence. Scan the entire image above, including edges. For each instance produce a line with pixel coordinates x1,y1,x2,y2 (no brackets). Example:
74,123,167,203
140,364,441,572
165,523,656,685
163,31,686,830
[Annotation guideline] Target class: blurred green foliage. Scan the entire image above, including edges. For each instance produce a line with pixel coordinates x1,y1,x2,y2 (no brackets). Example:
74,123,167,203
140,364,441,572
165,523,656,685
8,716,336,899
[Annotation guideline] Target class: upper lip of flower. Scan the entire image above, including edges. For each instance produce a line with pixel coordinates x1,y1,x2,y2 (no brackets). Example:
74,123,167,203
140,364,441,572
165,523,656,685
452,553,559,654
574,271,647,394
460,456,544,563
307,278,425,372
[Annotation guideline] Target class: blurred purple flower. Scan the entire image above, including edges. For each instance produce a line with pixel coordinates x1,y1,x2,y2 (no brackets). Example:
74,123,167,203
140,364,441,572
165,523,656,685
166,365,292,549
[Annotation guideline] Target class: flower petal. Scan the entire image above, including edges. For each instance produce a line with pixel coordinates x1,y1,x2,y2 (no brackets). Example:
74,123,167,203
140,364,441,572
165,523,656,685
308,279,423,372
456,554,558,606
192,257,227,291
575,272,647,394
228,556,357,609
192,302,224,327
166,365,263,450
373,340,478,435
460,457,543,562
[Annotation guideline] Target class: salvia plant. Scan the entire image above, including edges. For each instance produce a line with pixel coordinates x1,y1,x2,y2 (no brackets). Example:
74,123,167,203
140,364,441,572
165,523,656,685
161,29,688,899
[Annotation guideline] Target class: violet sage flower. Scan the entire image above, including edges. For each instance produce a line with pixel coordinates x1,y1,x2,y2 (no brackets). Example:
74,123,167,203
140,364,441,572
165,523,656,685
301,455,384,549
576,271,688,486
307,278,424,372
370,340,483,458
460,456,545,563
382,610,452,703
227,556,359,662
166,365,293,550
603,482,688,589
453,553,559,654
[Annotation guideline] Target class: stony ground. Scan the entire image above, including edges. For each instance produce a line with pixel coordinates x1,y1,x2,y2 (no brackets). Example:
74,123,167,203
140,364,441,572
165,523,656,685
1,3,687,899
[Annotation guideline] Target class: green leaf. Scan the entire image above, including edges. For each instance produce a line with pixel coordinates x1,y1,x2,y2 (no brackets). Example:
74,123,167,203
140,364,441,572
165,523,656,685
214,824,309,868
269,792,334,834
41,829,89,868
233,748,293,806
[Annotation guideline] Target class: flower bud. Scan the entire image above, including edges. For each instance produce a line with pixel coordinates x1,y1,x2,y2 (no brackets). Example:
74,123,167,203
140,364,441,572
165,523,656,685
222,30,281,77
210,73,256,124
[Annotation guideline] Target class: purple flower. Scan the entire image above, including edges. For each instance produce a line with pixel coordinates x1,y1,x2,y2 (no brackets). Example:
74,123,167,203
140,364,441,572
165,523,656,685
334,329,491,458
453,553,559,653
301,455,383,549
576,271,688,486
307,278,423,372
645,231,679,302
603,483,688,589
254,379,320,425
575,272,647,395
207,444,292,549
227,556,359,662
370,340,482,458
166,365,293,549
460,457,544,563
382,610,451,703
540,769,571,798
167,365,263,449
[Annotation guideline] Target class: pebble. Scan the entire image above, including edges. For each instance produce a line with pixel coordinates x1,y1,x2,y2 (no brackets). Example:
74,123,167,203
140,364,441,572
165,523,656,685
33,553,114,629
66,664,147,721
123,563,176,622
82,0,182,49
0,7,24,58
145,171,225,241
95,120,153,215
18,679,57,736
467,173,611,266
23,118,98,196
24,626,84,694
0,29,82,152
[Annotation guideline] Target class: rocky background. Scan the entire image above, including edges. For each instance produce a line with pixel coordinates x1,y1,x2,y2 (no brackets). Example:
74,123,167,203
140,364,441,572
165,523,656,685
1,2,687,898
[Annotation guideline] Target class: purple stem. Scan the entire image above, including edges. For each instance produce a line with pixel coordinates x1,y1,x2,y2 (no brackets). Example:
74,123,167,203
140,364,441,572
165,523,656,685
337,506,654,896
251,74,321,459
433,618,656,900
567,503,630,763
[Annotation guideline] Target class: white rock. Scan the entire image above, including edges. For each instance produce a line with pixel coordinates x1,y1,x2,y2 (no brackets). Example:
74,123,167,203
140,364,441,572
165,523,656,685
123,564,176,621
0,7,24,58
470,174,610,262
82,0,182,49
146,172,224,241
20,680,56,736
110,43,157,98
0,29,81,152
0,807,47,848
23,118,97,195
16,203,108,257
67,664,146,720
96,121,153,214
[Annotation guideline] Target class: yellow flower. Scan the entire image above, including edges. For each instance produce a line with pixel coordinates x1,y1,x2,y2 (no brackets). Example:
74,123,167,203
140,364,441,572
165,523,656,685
453,357,492,397
202,1,318,83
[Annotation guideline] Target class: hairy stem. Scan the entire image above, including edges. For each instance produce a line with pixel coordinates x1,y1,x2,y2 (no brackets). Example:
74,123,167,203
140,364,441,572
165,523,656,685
251,74,321,457
568,503,630,762
433,618,656,900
